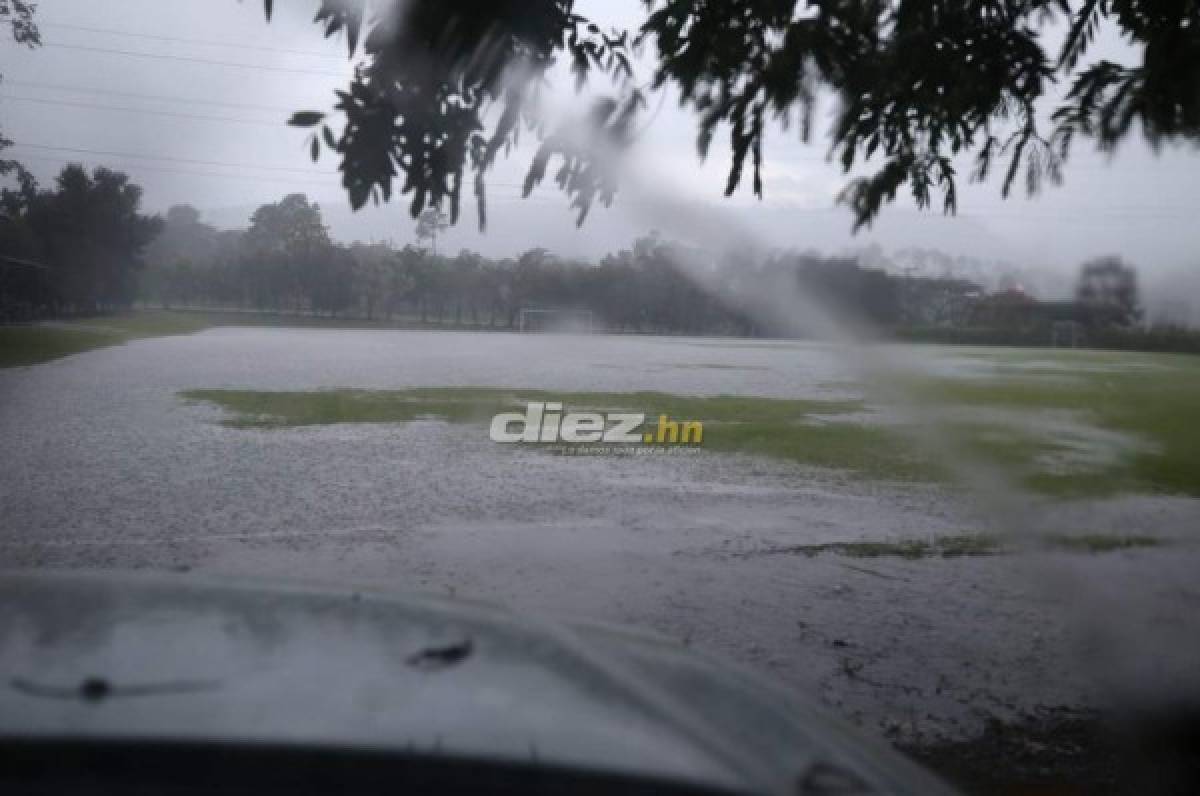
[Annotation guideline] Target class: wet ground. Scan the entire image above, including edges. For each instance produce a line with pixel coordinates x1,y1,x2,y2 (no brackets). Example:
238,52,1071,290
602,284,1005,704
3,328,1199,789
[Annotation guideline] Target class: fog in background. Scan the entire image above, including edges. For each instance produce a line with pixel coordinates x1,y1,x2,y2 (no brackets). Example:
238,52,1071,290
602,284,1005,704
2,0,1198,313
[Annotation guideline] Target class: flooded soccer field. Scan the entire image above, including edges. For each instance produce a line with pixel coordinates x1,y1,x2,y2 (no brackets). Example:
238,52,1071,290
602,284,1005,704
2,326,1199,769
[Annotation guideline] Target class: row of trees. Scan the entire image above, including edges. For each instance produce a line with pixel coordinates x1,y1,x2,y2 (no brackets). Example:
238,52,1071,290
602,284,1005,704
140,194,1155,340
137,195,953,335
0,166,1155,341
140,202,759,334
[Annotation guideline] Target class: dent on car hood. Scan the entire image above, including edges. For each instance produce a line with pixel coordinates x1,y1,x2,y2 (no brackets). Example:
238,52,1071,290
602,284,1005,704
0,570,953,795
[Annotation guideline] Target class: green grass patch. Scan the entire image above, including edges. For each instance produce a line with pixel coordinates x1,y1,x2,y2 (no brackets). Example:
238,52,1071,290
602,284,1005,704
759,532,1160,559
180,352,1200,497
659,362,771,371
907,348,1200,497
180,387,935,482
0,312,213,368
1046,534,1160,553
776,534,1002,560
165,344,1200,498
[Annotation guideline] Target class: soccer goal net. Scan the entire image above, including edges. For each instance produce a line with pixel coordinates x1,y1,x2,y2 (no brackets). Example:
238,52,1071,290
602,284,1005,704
517,308,595,333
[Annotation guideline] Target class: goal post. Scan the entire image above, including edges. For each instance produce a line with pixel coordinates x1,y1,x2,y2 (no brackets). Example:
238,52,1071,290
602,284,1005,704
517,308,595,333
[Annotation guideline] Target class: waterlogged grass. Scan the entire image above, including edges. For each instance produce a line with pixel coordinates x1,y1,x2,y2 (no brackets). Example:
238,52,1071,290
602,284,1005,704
783,534,1004,560
0,312,213,368
910,348,1200,497
181,387,935,482
181,349,1200,498
1047,534,1160,553
183,388,519,428
759,533,1160,560
10,313,1192,497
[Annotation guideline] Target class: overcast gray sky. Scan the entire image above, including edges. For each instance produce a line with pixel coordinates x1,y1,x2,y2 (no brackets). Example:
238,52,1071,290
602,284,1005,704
2,0,1198,306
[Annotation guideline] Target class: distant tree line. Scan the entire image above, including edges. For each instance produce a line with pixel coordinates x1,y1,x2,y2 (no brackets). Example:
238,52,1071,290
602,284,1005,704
136,194,1172,346
139,203,759,334
132,195,954,337
4,170,1196,352
0,171,935,333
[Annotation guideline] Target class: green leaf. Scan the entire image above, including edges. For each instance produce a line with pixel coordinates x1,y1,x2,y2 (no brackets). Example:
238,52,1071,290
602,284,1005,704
346,10,363,56
288,111,326,128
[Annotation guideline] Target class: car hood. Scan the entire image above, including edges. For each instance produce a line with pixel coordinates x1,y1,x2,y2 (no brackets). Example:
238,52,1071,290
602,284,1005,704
0,570,952,795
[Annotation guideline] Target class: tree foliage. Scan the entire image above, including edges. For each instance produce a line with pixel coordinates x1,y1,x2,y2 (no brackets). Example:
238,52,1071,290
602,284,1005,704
134,204,983,337
244,194,331,256
1,165,162,313
645,0,1200,229
241,194,350,312
271,0,1200,231
0,0,41,185
273,0,634,229
127,192,1159,342
414,207,449,255
1075,254,1140,325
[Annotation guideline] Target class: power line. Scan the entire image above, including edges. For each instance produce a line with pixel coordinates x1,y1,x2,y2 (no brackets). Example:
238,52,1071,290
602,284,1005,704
8,143,535,194
11,152,336,188
4,80,299,114
9,142,338,175
17,143,1176,219
7,142,529,190
11,153,553,205
42,42,346,78
40,22,347,61
12,140,1179,217
0,94,284,127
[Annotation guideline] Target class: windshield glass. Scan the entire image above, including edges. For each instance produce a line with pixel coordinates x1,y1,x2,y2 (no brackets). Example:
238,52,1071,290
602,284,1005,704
2,2,1199,794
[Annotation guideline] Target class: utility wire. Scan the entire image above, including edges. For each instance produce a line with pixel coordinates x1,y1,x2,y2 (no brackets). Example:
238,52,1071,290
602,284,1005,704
9,150,1181,219
42,42,346,78
11,144,1186,217
4,80,300,114
11,152,336,187
7,142,528,189
39,22,347,61
0,94,285,127
10,142,338,175
10,149,534,194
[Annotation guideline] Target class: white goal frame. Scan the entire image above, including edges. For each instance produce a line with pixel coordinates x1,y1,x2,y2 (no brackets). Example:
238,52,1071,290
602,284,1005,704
517,308,595,333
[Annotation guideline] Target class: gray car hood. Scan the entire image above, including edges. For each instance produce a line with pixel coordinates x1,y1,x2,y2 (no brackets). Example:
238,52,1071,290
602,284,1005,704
0,570,952,794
